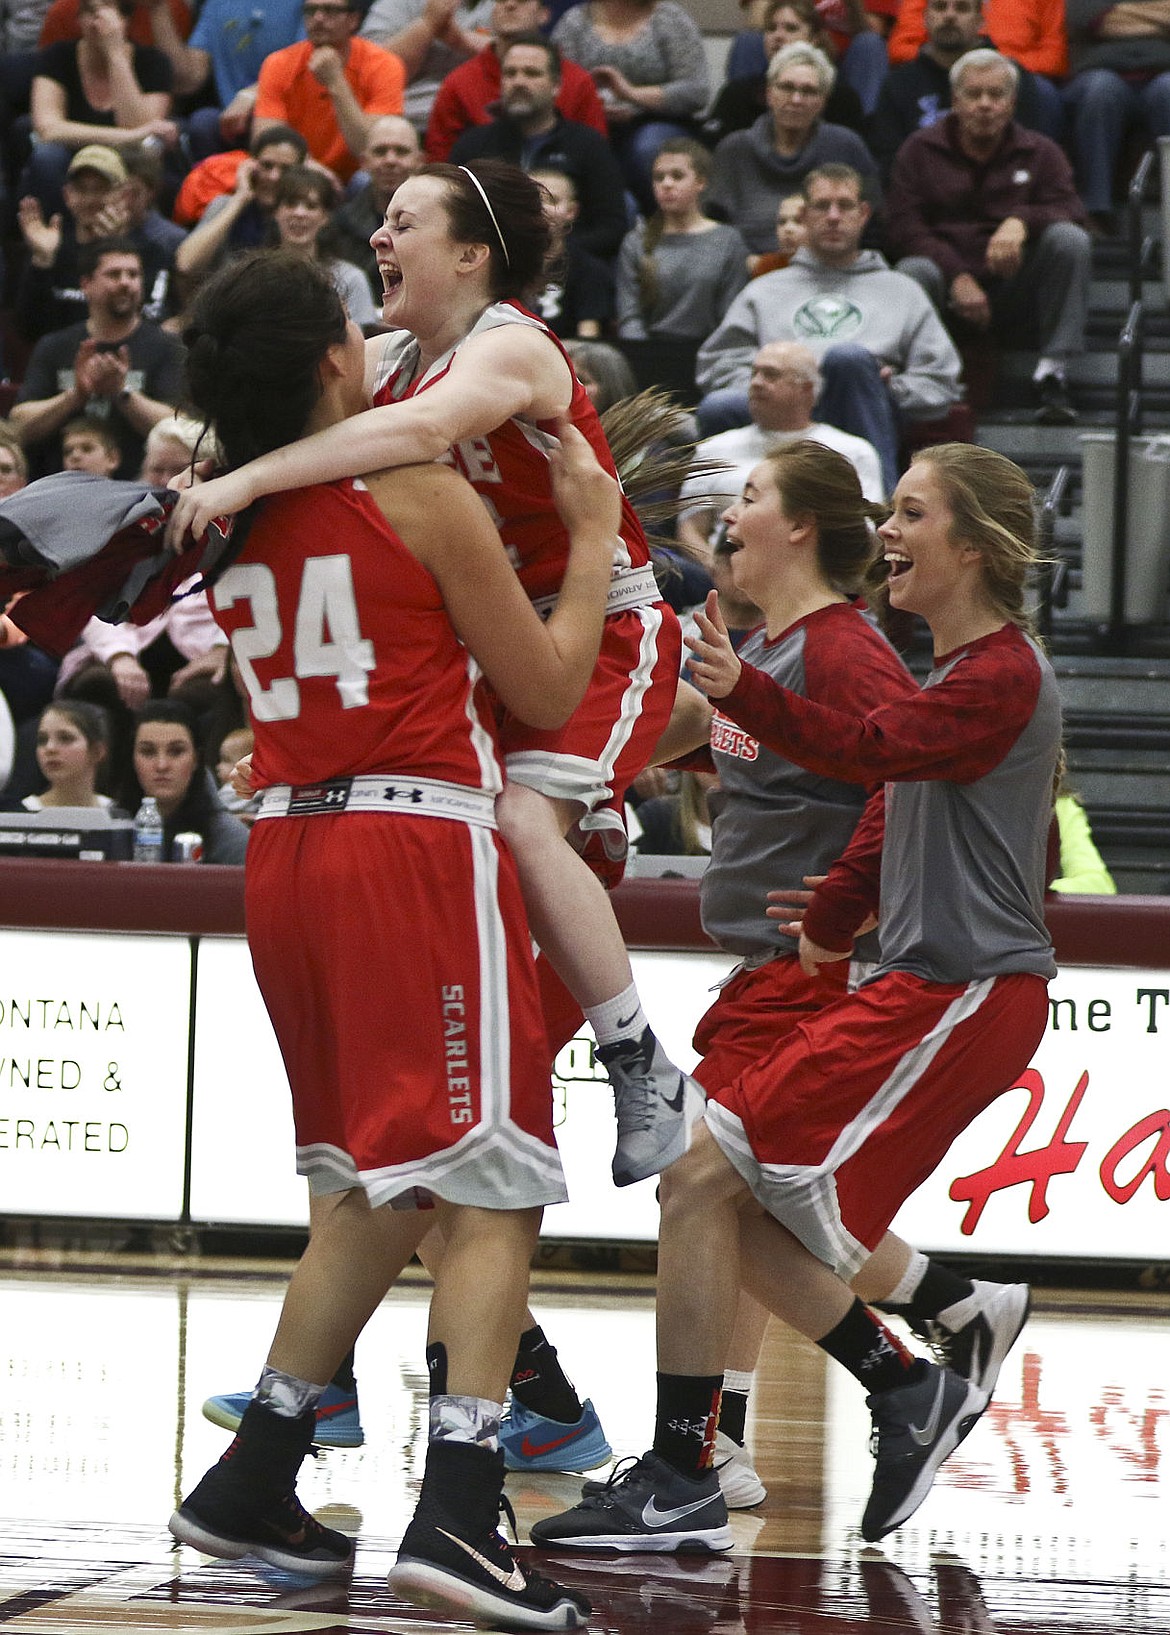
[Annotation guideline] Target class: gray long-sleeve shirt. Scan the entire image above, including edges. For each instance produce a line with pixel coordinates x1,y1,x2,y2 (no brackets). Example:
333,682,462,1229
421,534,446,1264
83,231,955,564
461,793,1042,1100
551,0,709,119
616,221,749,340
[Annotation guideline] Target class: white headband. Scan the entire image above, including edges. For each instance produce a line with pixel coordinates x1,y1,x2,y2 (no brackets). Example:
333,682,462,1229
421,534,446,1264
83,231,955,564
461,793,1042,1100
458,165,511,268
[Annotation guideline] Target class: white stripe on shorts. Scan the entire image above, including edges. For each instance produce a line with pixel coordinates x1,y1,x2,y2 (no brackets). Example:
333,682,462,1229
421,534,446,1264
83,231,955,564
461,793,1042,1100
703,978,998,1279
822,978,995,1173
471,822,509,1130
295,822,567,1213
505,602,665,812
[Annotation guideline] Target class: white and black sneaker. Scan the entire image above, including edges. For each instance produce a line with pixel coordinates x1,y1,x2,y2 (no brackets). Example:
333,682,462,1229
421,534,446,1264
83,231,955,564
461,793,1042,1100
908,1280,1030,1400
861,1362,987,1543
389,1440,589,1632
530,1452,733,1554
711,1430,766,1509
580,1430,765,1511
598,1027,694,1187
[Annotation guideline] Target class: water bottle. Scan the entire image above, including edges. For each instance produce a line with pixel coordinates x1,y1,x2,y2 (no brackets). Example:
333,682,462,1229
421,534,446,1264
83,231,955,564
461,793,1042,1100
132,795,165,863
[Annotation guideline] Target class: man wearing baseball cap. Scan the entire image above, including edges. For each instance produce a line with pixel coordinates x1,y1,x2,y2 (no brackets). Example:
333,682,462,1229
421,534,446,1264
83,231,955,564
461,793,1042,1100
15,142,178,342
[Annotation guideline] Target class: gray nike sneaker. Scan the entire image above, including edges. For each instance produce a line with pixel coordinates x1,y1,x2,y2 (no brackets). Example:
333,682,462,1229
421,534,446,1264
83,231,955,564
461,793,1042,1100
861,1362,987,1543
530,1452,733,1554
597,1027,694,1188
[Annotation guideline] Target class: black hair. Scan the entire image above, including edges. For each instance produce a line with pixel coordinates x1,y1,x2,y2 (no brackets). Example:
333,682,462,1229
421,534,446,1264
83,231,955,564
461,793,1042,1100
498,31,562,75
77,236,142,279
119,698,220,850
182,250,347,472
250,122,309,161
37,698,110,751
267,164,338,251
272,165,336,213
417,160,552,300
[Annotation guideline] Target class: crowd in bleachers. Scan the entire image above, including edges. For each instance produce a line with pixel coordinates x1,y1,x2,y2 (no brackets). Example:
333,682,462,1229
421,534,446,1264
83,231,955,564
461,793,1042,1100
0,0,1162,845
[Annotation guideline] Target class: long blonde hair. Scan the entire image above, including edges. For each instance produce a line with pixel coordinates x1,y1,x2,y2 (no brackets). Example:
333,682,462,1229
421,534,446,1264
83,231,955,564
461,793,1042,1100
911,443,1039,632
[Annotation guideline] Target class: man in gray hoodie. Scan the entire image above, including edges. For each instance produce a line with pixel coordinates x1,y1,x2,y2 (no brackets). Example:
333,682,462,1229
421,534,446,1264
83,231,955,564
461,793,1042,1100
695,163,964,494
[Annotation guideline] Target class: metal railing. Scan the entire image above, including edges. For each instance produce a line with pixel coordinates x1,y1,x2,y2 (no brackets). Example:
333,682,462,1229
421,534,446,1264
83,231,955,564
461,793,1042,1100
1037,463,1071,639
1106,150,1159,651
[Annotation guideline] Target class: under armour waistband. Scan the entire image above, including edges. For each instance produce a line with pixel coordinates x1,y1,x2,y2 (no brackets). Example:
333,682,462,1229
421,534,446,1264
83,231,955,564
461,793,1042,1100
530,563,661,621
254,773,498,828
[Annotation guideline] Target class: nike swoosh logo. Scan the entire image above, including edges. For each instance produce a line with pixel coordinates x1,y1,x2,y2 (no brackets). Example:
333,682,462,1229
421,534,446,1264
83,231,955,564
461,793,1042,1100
641,1494,716,1527
435,1528,526,1592
617,1011,639,1029
315,1400,356,1419
519,1427,584,1458
663,1078,686,1113
909,1375,947,1446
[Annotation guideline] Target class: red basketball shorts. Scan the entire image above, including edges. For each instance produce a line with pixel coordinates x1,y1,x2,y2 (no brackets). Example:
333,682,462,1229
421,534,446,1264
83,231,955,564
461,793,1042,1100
245,809,566,1211
501,601,681,824
692,953,854,1096
704,969,1051,1277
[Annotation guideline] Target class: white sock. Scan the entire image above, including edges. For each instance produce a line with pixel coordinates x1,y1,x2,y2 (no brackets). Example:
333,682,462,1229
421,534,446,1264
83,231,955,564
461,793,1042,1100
255,1365,325,1419
430,1394,503,1451
723,1369,755,1397
585,983,646,1049
1033,357,1065,384
884,1248,930,1307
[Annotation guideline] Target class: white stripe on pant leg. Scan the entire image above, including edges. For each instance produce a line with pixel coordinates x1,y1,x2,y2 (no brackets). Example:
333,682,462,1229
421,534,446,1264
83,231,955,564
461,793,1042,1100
471,824,509,1129
823,978,997,1173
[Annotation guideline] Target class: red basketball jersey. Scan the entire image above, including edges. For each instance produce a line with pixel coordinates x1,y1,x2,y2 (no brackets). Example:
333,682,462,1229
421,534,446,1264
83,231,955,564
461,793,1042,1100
208,478,502,793
369,301,653,603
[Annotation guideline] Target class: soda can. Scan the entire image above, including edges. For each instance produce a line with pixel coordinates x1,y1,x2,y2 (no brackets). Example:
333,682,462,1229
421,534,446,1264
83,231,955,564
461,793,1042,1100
173,831,204,863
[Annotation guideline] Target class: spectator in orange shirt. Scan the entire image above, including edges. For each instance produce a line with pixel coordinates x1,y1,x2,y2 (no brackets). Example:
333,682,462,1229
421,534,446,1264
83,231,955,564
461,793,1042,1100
886,0,1067,77
254,0,406,182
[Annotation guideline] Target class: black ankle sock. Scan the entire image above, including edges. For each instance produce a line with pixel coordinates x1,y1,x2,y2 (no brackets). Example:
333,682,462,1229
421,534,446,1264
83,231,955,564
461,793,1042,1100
331,1346,357,1394
818,1299,927,1395
426,1341,448,1397
509,1326,582,1423
877,1260,975,1325
717,1389,748,1446
653,1372,722,1477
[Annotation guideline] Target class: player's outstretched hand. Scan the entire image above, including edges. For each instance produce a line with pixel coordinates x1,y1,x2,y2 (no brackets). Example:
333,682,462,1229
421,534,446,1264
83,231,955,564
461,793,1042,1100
548,415,620,551
686,590,742,699
165,465,254,553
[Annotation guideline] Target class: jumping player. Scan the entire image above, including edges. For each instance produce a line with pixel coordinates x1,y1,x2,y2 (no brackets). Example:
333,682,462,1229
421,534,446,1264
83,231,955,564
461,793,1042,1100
167,159,690,1193
533,443,1060,1551
167,248,617,1630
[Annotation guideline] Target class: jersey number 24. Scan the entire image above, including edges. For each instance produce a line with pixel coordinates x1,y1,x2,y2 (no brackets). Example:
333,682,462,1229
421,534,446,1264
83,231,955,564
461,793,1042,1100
213,558,376,722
